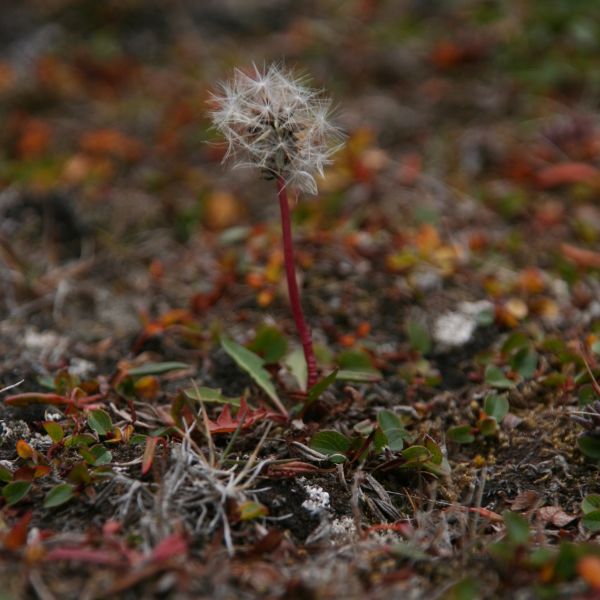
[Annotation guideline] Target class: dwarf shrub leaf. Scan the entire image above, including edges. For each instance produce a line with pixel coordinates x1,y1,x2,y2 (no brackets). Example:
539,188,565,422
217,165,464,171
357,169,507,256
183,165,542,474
3,481,32,506
583,510,600,532
503,510,530,545
485,365,515,389
248,326,288,364
310,430,351,463
484,394,509,422
43,421,64,443
377,410,408,451
448,425,475,444
88,409,112,436
583,494,600,514
43,483,75,509
579,434,600,460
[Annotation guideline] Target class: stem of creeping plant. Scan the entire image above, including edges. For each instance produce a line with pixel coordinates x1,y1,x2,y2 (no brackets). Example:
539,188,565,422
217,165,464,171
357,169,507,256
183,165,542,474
277,176,318,390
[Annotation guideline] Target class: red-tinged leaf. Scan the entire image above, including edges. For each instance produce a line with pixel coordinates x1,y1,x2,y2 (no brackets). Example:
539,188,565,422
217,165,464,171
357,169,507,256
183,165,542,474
205,398,284,434
537,162,599,188
44,547,127,567
266,461,321,476
34,465,51,478
16,440,33,460
142,437,158,476
463,506,504,523
5,393,70,407
3,511,32,551
560,243,600,270
13,466,35,481
151,533,188,563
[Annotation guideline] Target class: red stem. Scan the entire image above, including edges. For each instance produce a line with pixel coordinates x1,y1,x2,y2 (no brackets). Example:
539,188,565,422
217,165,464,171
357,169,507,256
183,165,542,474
277,177,318,389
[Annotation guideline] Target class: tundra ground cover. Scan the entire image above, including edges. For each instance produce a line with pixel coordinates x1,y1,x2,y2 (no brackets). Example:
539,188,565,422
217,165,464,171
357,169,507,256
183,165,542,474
2,1,600,598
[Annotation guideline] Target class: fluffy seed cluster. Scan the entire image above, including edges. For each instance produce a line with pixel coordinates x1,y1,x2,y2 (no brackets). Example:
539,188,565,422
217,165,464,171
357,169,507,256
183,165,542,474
210,63,343,195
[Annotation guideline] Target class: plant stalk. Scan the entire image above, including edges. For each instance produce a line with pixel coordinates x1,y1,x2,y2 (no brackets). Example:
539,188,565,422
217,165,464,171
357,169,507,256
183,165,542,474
277,177,318,389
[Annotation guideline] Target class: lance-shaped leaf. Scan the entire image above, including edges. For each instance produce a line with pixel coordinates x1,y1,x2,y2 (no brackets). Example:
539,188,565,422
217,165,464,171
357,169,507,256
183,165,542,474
221,336,286,414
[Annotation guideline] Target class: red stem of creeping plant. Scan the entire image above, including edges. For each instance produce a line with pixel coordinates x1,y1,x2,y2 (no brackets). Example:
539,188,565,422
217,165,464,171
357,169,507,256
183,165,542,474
277,177,318,390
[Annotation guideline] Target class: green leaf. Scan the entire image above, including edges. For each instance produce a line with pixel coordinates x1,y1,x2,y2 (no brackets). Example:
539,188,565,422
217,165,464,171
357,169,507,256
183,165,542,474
67,462,92,484
127,362,190,377
501,332,530,354
511,347,538,379
400,445,431,466
43,483,75,508
503,510,530,545
80,444,112,466
338,350,375,371
3,481,32,506
377,410,408,451
406,319,431,355
43,421,64,443
422,457,451,477
483,394,509,422
306,370,338,405
582,510,600,532
129,434,148,446
446,577,479,600
0,465,13,483
238,500,268,521
284,347,308,391
485,365,515,389
247,326,288,364
448,425,475,444
579,434,600,460
184,386,240,407
336,370,382,382
424,436,443,464
88,409,112,436
582,494,600,515
478,417,498,436
64,433,96,448
221,337,281,407
578,384,597,407
309,430,351,464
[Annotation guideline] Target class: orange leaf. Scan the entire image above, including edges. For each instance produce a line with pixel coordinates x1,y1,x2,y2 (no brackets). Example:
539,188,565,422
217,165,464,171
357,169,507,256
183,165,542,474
80,128,142,162
3,511,32,551
561,243,600,269
16,440,33,460
34,465,51,478
537,162,599,188
578,556,600,589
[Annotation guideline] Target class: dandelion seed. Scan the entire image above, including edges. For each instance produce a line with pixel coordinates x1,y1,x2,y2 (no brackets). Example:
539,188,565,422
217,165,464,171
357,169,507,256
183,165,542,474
210,63,344,195
209,63,344,390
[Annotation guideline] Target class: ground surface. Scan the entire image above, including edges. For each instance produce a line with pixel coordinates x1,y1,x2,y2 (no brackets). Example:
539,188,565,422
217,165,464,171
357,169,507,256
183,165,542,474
2,1,600,598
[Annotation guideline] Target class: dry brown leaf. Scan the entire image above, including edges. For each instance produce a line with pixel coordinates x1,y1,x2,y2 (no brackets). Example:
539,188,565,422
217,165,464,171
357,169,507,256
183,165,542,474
510,490,539,511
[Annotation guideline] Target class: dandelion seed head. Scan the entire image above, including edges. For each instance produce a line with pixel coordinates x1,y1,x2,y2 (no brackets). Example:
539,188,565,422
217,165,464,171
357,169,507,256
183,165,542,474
210,63,344,195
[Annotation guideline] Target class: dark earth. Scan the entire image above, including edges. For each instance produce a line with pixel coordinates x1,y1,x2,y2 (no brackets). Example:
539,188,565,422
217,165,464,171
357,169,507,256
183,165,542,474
2,1,600,598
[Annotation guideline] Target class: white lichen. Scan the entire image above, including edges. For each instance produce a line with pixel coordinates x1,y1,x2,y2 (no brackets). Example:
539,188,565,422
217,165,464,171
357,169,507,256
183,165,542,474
301,481,330,514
